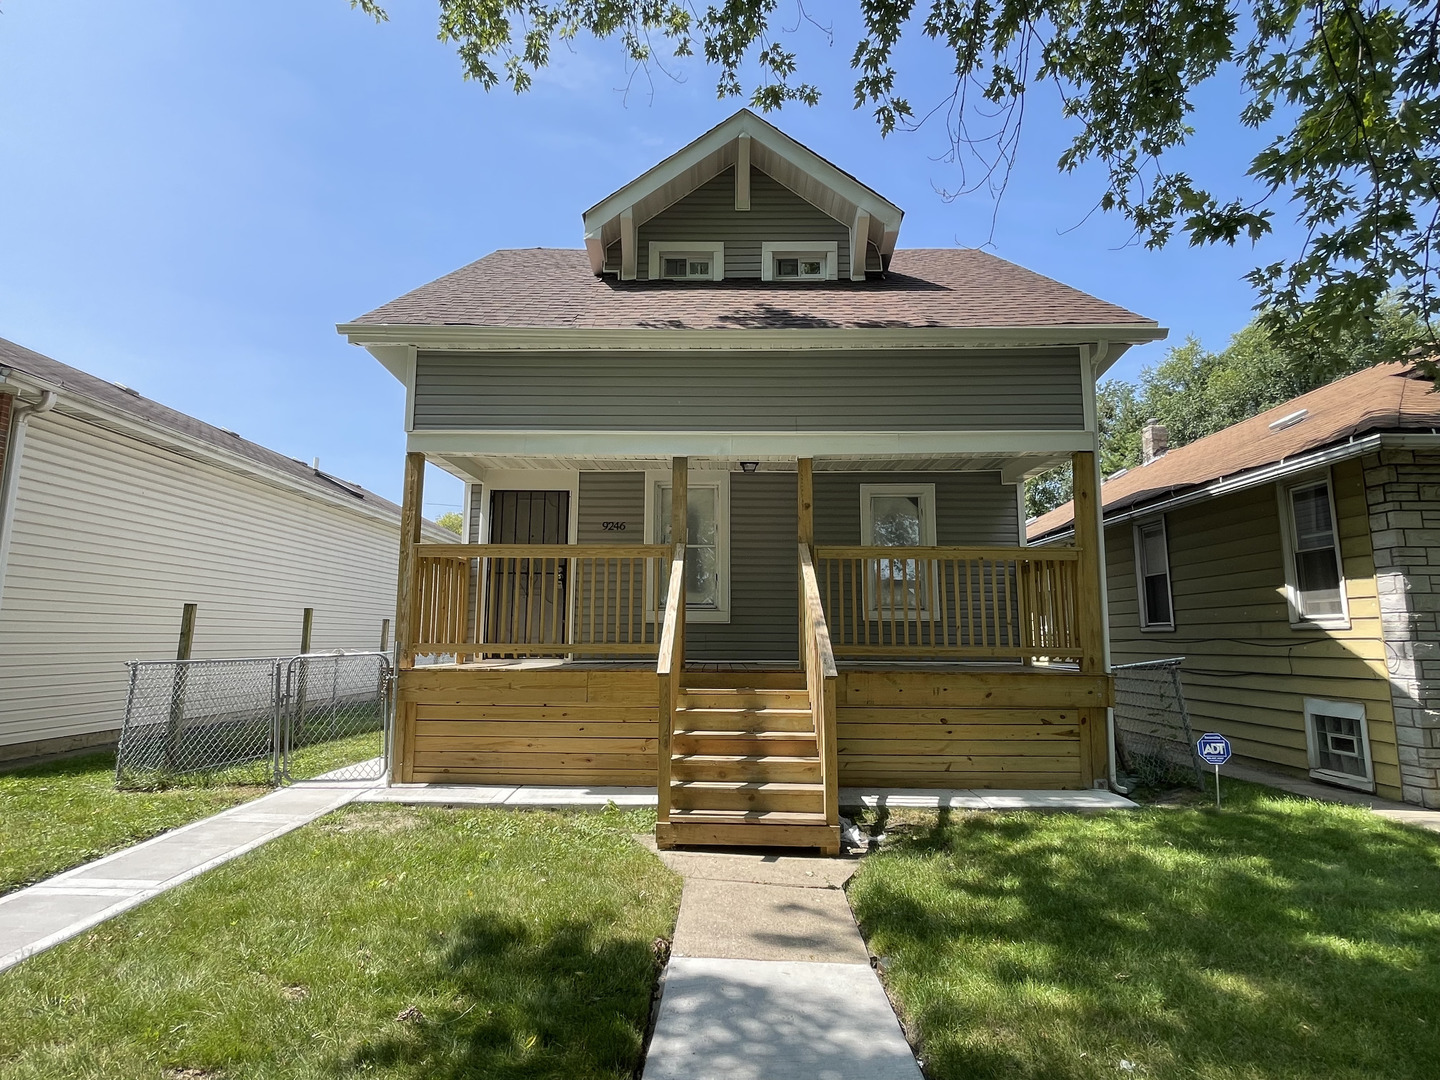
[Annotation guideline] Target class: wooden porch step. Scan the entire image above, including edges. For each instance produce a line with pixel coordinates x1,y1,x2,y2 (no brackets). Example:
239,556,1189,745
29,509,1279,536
657,810,840,853
671,731,818,757
680,688,810,710
670,780,825,813
670,754,821,783
673,706,814,732
682,671,806,690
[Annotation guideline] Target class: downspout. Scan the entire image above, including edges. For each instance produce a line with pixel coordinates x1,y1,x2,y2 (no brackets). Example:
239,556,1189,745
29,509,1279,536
0,388,59,614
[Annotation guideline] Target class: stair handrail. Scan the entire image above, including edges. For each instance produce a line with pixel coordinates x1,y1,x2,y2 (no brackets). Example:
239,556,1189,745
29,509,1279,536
655,542,687,826
798,543,839,831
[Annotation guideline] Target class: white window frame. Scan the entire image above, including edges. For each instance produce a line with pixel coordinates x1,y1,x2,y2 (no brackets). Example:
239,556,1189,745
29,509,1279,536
648,242,725,282
1303,697,1375,792
859,483,938,618
643,469,731,623
761,241,839,282
1277,471,1350,629
1133,517,1175,632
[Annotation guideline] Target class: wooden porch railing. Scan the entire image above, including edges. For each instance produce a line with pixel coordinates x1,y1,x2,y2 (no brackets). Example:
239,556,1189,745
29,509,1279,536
799,544,839,832
814,545,1083,661
404,543,670,662
655,543,686,827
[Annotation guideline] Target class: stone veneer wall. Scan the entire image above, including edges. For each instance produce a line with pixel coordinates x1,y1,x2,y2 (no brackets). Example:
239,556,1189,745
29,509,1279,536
1366,446,1440,807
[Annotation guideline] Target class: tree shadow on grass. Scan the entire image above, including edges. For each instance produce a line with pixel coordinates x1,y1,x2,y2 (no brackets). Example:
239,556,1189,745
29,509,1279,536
343,915,661,1080
850,802,1440,1080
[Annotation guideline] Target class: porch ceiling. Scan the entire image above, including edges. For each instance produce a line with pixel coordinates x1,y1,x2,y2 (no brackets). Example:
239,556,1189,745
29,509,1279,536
430,451,1069,485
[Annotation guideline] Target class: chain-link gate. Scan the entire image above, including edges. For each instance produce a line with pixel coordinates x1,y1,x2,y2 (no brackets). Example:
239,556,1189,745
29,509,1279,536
1112,657,1204,788
279,651,392,783
117,652,392,788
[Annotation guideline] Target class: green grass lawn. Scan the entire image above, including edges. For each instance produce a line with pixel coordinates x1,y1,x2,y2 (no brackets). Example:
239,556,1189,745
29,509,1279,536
0,753,258,895
0,804,681,1080
847,780,1440,1080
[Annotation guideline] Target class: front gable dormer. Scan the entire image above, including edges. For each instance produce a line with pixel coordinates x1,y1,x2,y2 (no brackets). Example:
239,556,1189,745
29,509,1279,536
582,109,904,283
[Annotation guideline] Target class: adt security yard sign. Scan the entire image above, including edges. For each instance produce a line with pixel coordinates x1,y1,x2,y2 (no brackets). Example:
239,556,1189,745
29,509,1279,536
1197,733,1232,808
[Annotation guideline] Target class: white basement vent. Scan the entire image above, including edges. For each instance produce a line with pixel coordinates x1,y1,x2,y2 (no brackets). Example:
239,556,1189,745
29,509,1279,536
1268,408,1308,432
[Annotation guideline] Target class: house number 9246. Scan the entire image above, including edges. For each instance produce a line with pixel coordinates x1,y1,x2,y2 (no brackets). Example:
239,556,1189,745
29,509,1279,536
601,521,627,531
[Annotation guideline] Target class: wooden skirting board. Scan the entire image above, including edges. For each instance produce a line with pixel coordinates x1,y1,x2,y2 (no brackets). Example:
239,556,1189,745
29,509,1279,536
394,666,1112,788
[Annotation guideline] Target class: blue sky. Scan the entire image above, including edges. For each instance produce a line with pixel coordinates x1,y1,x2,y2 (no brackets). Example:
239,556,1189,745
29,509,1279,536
0,2,1301,514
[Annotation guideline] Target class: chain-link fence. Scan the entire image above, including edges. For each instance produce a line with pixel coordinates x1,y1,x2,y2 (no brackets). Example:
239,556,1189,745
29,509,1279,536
1112,658,1204,788
116,652,390,788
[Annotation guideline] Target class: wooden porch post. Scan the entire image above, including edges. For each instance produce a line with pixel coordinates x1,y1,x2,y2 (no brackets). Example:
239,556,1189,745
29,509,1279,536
671,455,688,665
798,458,814,661
797,458,814,550
392,451,424,783
1071,448,1110,785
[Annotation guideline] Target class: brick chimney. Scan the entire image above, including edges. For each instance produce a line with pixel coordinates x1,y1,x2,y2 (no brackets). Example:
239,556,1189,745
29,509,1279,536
1141,420,1168,464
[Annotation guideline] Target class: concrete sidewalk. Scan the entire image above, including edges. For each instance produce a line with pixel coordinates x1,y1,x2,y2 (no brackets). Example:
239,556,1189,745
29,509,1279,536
1225,762,1440,833
0,783,365,973
641,843,923,1080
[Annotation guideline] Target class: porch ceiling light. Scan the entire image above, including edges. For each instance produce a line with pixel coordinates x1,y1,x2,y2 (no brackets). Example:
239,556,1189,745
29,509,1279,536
740,461,759,473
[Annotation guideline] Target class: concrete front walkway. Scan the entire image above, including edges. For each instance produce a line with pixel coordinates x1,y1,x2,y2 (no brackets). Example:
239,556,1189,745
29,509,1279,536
640,842,923,1080
0,783,366,973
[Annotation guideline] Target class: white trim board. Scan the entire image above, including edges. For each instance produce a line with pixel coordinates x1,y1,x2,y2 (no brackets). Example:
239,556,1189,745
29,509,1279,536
647,242,726,282
760,241,839,282
407,429,1097,459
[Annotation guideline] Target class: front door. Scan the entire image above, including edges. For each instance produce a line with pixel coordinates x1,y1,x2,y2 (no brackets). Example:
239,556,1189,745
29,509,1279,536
487,490,570,647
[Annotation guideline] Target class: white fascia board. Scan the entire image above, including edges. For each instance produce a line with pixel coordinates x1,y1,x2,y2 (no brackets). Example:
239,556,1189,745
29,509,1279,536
1033,430,1440,544
582,110,903,245
0,369,413,532
338,324,1169,352
406,429,1095,459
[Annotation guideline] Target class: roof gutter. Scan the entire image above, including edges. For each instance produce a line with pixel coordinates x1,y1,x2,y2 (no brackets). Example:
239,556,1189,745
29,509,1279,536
336,323,1169,353
1033,431,1440,543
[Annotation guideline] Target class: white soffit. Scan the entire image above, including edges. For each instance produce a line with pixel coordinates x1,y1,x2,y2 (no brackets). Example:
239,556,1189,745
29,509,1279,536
582,109,904,273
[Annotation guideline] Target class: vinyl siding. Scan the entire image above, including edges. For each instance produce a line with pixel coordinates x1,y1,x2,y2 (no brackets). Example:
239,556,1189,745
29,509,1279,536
0,411,404,752
603,167,854,280
1107,458,1402,799
412,348,1086,432
576,469,1020,660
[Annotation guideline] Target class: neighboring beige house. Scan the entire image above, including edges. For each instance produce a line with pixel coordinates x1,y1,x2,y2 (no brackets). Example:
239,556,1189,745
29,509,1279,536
1030,363,1440,808
0,337,450,764
339,109,1167,851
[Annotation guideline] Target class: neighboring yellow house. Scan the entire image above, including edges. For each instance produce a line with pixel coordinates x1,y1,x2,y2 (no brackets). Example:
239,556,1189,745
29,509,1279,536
1030,364,1440,808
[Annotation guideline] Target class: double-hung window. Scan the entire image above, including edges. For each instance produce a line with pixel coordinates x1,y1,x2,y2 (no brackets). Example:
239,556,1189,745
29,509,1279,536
1279,475,1348,626
860,484,937,617
1133,518,1174,630
648,473,730,622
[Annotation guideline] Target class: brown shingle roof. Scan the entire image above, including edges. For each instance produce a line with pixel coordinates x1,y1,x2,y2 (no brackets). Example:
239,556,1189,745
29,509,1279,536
347,248,1155,331
1027,363,1440,539
0,336,423,523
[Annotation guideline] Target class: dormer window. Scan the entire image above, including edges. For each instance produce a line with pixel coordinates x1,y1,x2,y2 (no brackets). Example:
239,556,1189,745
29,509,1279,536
664,256,711,279
761,241,838,282
648,242,724,281
776,258,823,279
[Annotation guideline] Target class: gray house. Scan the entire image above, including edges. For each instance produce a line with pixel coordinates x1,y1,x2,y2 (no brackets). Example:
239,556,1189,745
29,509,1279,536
340,110,1167,851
